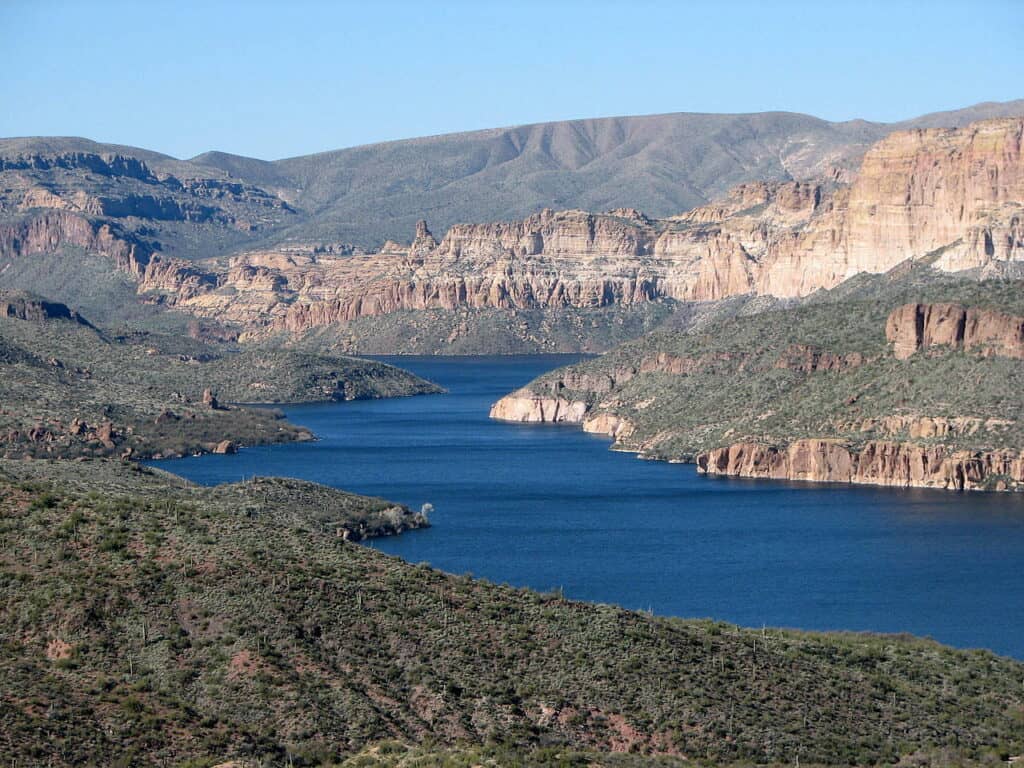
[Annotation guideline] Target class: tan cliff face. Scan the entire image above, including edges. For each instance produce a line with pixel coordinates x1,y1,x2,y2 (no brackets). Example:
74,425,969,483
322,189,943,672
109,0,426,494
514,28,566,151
3,118,1023,338
178,118,1024,335
886,303,1024,359
488,390,589,424
696,440,1024,492
845,119,1024,273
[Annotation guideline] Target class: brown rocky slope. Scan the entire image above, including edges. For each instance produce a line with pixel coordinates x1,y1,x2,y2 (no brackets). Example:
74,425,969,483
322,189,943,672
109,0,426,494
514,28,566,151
153,117,1024,340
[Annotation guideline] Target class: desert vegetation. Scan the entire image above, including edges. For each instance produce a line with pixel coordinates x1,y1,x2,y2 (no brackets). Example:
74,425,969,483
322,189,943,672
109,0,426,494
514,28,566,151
1,459,1022,766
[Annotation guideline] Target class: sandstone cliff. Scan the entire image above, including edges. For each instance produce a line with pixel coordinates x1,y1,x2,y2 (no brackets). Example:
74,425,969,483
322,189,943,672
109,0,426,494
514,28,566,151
117,117,1023,339
489,391,589,424
886,303,1024,359
3,119,1022,342
696,440,1024,491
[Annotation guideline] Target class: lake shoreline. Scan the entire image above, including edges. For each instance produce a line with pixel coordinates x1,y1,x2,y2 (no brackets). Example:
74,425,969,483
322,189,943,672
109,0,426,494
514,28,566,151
151,355,1024,659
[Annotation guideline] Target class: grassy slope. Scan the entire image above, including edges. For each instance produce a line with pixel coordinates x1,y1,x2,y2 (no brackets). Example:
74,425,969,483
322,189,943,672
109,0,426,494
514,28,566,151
510,269,1024,461
0,311,441,459
1,459,1022,767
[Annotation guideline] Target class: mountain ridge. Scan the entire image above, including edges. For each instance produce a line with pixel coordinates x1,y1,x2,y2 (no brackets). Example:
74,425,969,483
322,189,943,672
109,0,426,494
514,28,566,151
4,99,1022,249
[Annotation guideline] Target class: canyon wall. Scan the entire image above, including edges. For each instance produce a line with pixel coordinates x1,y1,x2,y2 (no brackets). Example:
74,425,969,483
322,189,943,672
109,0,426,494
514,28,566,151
168,117,1024,335
0,210,218,302
696,439,1024,491
886,303,1024,359
3,118,1022,338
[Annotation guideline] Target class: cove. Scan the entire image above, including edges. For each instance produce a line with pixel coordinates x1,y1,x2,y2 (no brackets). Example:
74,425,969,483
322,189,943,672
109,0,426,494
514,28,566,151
150,355,1024,659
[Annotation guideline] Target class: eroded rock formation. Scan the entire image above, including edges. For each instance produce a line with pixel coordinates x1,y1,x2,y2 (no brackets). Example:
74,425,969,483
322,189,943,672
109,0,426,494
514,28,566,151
697,439,1024,491
2,119,1022,340
488,391,589,424
886,303,1024,359
158,118,1024,336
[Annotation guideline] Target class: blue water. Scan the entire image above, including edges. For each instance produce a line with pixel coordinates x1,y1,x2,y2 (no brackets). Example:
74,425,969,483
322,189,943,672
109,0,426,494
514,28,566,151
151,355,1024,659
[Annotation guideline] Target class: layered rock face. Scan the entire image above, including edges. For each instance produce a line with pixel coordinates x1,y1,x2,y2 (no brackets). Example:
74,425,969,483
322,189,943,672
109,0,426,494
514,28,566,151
697,440,1024,491
2,119,1021,339
488,391,589,424
137,118,1023,337
0,210,150,275
844,119,1024,272
0,210,218,303
0,150,299,318
886,303,1024,359
756,118,1024,295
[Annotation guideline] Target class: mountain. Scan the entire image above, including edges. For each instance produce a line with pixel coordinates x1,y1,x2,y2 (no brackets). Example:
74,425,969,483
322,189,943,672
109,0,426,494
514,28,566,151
1,103,1022,352
3,100,1021,254
194,99,1024,247
8,115,1012,357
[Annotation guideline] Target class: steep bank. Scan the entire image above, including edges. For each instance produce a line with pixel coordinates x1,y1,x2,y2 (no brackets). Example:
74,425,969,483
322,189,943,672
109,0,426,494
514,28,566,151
490,269,1024,491
697,439,1024,491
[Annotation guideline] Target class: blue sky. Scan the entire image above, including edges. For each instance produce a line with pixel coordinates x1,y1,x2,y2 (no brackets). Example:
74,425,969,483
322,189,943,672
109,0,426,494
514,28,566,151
1,0,1021,160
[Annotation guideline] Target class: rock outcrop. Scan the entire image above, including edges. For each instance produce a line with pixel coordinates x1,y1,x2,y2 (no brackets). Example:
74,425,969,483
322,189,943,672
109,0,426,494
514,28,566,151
2,118,1022,342
0,292,87,324
697,439,1024,491
582,412,635,439
488,391,589,424
886,303,1024,359
0,210,152,275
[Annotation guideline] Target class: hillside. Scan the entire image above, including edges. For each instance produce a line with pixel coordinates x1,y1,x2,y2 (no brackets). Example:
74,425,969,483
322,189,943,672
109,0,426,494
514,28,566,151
490,265,1024,491
201,100,1024,248
0,293,441,459
1,458,1021,766
2,100,1020,257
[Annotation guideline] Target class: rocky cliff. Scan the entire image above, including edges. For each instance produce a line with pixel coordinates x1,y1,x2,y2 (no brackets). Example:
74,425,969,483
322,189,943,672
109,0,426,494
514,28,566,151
2,117,1022,346
0,148,299,319
489,271,1024,492
106,117,1022,339
696,439,1024,491
886,302,1024,359
489,391,590,424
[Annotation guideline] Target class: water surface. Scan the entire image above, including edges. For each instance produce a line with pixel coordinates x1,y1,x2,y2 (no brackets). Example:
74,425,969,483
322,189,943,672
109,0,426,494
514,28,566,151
152,355,1024,659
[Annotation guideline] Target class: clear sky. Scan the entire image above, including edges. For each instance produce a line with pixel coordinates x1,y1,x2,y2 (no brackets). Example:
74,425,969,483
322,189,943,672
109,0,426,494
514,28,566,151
1,0,1021,160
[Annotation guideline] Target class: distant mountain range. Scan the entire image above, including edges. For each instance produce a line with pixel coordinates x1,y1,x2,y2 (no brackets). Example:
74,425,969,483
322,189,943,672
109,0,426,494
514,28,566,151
3,99,1022,249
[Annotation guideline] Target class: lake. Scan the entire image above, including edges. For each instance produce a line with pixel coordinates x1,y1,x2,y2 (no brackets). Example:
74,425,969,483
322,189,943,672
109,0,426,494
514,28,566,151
151,355,1024,659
